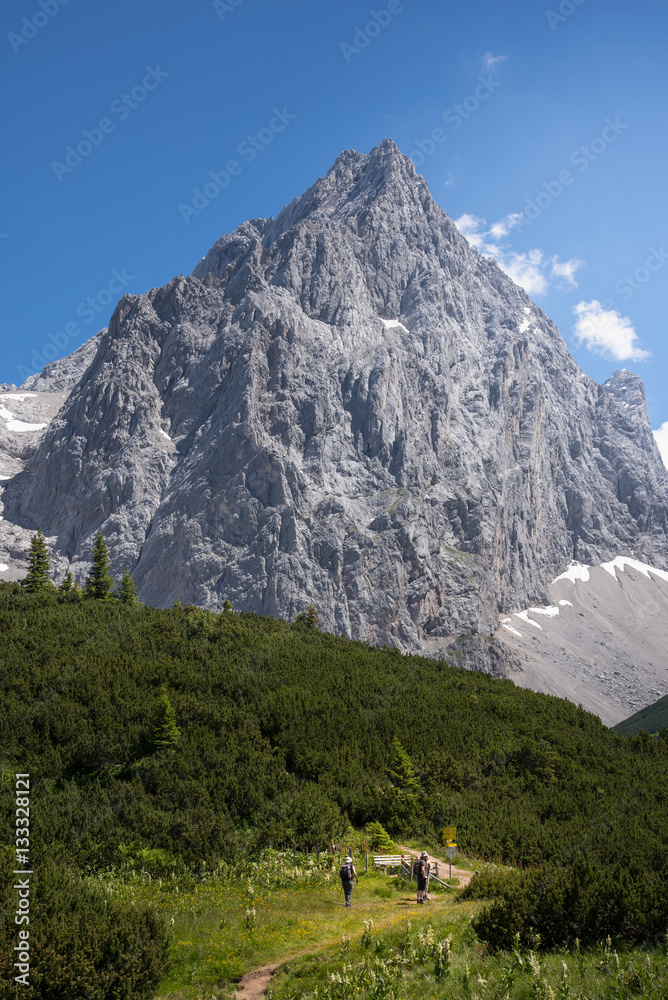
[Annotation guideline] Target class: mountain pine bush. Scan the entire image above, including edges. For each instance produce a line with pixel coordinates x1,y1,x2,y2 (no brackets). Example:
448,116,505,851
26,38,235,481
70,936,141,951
0,854,169,999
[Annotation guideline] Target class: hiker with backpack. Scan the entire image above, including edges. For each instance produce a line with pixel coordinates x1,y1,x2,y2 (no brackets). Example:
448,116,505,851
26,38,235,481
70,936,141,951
415,851,429,903
339,855,359,907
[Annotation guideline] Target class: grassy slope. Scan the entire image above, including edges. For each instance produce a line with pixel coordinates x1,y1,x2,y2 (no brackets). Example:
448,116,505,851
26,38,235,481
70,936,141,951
87,859,462,998
614,694,668,737
268,903,668,1000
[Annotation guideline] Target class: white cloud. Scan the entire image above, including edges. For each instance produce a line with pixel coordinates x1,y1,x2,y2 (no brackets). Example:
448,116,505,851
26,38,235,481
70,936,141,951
550,256,583,288
489,213,523,239
501,250,549,296
454,213,487,248
653,422,668,468
482,52,508,71
444,171,455,187
453,213,583,295
573,300,650,362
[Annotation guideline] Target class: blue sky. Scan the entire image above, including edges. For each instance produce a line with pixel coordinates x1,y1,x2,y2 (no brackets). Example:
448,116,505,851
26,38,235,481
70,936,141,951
1,0,666,456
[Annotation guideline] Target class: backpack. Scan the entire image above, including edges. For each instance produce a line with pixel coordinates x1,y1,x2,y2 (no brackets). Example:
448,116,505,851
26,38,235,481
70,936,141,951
340,863,354,881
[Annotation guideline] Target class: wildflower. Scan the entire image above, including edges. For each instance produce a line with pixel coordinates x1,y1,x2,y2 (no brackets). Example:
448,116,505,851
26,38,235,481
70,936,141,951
528,953,541,977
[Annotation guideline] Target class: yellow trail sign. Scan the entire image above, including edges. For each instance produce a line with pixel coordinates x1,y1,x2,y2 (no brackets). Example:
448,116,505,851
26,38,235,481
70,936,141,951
443,826,456,842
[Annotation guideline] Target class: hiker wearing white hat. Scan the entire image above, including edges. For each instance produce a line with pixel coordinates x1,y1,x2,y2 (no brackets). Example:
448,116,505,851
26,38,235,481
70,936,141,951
416,852,429,903
339,855,359,907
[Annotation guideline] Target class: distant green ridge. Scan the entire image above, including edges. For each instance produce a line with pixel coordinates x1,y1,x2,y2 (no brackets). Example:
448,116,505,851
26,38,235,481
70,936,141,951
613,694,668,737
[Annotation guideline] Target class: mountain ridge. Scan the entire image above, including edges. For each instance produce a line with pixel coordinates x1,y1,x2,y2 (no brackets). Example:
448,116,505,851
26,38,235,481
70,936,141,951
0,139,666,669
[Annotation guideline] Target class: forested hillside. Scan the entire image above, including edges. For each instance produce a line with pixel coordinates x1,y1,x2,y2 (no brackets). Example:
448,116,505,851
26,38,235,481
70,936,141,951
1,582,667,874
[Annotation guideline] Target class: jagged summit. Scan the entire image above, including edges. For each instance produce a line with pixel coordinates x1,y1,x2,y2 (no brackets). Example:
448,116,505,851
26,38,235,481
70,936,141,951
194,139,457,286
264,138,429,232
603,369,647,409
1,140,667,671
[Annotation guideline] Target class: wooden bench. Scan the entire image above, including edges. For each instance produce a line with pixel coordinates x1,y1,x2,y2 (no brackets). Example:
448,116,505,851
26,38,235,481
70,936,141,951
373,854,412,875
373,854,443,881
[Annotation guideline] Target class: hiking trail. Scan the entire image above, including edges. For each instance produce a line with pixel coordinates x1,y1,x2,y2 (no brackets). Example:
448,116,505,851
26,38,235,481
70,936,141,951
394,844,474,889
232,848,472,997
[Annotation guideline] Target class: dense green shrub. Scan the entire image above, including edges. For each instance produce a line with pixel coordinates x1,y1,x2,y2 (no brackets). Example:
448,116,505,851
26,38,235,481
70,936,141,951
1,581,667,887
0,854,169,999
363,821,395,852
458,865,523,901
469,859,668,949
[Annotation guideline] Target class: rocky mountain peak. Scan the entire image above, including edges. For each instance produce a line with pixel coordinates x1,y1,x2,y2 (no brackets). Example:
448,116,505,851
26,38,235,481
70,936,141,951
194,139,448,284
603,369,647,409
20,330,105,394
267,138,428,233
1,141,667,671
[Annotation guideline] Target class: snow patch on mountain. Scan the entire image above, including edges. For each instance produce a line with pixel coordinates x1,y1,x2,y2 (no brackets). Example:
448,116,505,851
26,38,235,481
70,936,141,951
553,562,591,584
0,404,47,433
498,555,668,725
600,556,668,583
381,318,410,334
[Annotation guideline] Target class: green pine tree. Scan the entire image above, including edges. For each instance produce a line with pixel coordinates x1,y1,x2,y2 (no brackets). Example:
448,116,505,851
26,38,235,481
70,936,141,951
84,532,114,600
387,737,419,793
116,568,140,605
23,527,51,592
294,605,320,629
364,821,395,852
152,691,181,753
223,599,234,612
58,571,74,592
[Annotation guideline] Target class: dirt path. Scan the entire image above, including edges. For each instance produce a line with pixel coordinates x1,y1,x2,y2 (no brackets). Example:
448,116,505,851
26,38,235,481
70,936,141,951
231,877,460,998
236,964,280,1000
227,857,473,998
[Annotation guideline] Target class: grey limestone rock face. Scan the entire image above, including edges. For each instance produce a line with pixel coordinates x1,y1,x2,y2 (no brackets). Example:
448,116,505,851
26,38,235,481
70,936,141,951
20,330,105,393
433,632,524,680
4,140,667,654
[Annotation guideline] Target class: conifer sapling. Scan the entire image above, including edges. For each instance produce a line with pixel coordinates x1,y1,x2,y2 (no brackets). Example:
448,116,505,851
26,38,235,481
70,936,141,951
117,567,140,605
84,532,114,600
23,527,51,592
152,691,181,753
